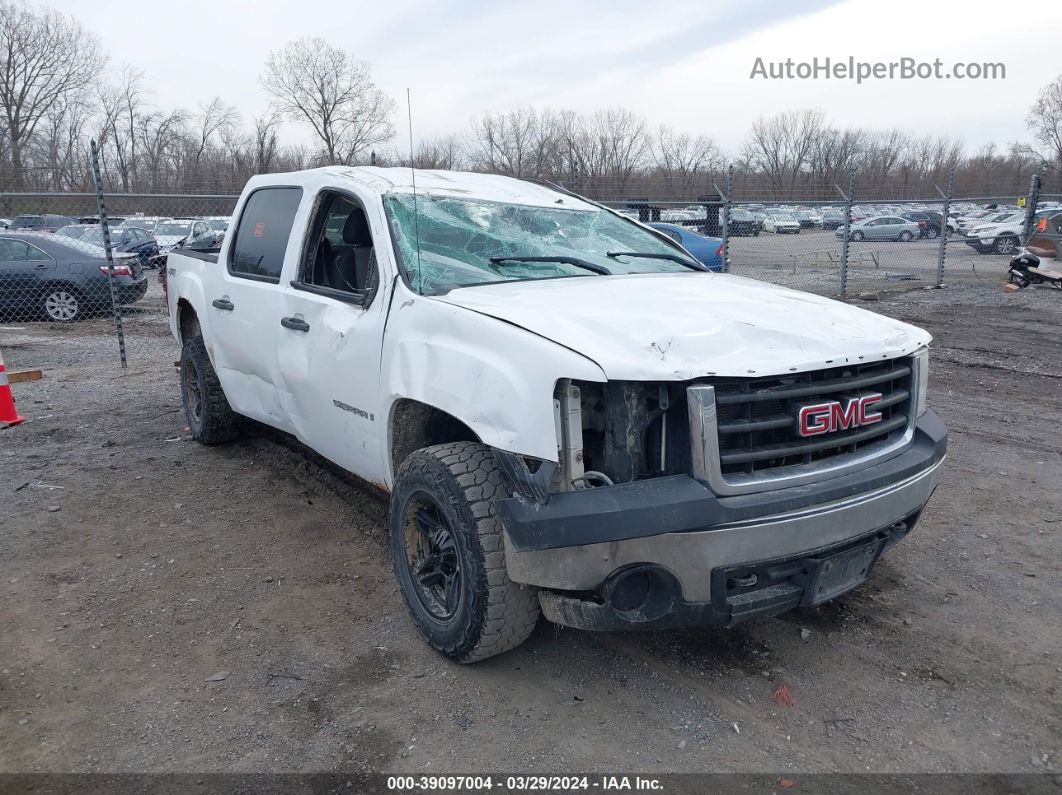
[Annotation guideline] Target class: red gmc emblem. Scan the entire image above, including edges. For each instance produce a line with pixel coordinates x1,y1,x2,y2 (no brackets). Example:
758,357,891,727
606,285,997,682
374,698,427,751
797,394,883,437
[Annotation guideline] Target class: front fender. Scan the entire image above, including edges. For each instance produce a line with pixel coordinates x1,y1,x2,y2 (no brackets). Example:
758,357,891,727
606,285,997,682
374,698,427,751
382,291,605,463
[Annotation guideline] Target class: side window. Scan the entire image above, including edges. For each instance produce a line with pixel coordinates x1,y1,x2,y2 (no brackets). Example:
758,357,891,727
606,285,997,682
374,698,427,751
229,187,303,282
25,243,51,261
0,239,28,261
298,191,379,303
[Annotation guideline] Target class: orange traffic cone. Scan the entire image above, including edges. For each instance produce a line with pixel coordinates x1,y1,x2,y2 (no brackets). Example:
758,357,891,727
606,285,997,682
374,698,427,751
0,348,25,427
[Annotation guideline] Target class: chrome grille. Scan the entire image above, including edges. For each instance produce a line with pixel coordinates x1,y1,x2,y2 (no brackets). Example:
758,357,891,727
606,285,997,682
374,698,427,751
688,356,919,495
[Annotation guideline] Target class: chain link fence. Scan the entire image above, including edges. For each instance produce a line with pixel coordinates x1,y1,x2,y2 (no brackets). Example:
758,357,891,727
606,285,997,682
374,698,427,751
1,153,1058,371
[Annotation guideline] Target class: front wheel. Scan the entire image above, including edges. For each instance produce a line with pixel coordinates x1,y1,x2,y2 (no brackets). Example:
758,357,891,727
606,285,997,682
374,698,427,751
391,442,540,663
925,227,939,239
994,236,1018,255
851,231,865,242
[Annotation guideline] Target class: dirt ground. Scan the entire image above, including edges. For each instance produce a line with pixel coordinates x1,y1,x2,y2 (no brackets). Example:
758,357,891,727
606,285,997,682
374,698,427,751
1,280,1060,779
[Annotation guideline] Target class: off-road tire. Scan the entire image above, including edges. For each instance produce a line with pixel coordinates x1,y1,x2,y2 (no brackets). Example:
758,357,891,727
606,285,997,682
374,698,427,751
180,335,241,445
390,442,540,663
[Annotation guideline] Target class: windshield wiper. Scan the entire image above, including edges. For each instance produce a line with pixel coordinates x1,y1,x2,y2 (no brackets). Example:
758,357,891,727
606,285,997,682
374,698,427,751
489,255,612,276
606,251,707,272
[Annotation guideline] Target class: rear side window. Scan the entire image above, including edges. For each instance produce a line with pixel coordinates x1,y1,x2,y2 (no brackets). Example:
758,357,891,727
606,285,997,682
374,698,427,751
229,187,302,281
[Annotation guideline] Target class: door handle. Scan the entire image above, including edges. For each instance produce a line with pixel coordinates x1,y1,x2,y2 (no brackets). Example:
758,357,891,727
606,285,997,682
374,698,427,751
211,298,234,311
280,316,310,332
34,263,49,269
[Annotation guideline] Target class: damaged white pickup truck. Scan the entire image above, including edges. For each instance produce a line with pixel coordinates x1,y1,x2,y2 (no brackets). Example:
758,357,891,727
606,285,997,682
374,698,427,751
166,167,947,662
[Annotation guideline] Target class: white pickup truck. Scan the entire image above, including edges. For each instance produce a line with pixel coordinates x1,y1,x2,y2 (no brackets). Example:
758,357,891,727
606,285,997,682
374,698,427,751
166,167,947,663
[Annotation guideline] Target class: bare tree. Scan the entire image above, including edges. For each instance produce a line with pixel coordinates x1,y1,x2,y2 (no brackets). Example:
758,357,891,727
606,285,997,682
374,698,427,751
0,1,107,189
1027,74,1062,175
252,112,282,173
741,109,826,199
260,37,395,165
652,125,722,197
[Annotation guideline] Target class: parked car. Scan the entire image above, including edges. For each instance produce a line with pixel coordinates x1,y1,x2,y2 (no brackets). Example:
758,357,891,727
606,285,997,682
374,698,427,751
154,218,211,252
821,209,847,230
115,216,166,234
0,219,10,230
0,232,148,321
203,216,231,232
7,214,77,233
56,224,94,241
764,213,800,234
659,209,699,222
165,167,945,662
836,216,920,242
725,208,762,236
794,209,822,229
180,229,226,251
77,225,161,265
648,223,724,271
963,212,1026,255
77,216,126,226
954,209,999,232
900,211,945,239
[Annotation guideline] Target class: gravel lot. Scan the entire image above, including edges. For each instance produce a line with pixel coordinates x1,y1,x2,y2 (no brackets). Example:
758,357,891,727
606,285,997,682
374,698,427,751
1,276,1060,779
730,228,1011,295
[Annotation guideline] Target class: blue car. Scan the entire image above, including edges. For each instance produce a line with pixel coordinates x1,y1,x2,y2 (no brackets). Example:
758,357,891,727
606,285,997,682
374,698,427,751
648,222,725,271
76,225,160,267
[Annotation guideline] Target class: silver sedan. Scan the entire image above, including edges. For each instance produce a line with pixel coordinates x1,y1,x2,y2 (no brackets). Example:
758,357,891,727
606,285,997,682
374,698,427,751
835,216,921,242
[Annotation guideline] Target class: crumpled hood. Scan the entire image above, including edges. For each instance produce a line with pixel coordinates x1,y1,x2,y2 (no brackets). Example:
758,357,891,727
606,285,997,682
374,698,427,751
434,272,931,380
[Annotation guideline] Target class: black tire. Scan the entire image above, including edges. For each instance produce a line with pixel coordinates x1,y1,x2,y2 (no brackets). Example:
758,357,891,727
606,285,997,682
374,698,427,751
925,226,939,239
40,285,84,322
390,442,539,663
899,231,914,242
851,231,864,242
994,235,1018,255
180,335,241,444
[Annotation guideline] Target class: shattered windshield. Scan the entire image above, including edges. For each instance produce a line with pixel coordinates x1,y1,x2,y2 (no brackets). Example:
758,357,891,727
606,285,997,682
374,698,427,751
383,193,695,294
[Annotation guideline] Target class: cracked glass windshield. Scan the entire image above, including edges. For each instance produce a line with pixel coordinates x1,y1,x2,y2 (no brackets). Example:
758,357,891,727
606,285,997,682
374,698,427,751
384,193,698,294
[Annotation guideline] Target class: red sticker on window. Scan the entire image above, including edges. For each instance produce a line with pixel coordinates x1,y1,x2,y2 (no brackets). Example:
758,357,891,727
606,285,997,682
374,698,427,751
253,222,265,238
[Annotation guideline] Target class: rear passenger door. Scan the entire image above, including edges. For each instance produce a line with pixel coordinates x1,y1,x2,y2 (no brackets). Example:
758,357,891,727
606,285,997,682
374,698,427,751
275,188,391,483
208,186,303,433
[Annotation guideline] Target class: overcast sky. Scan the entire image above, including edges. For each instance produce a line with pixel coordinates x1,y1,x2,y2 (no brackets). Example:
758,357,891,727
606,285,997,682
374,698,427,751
44,0,1062,155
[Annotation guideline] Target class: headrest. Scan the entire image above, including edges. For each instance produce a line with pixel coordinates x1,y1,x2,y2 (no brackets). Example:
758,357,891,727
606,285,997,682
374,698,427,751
342,209,372,246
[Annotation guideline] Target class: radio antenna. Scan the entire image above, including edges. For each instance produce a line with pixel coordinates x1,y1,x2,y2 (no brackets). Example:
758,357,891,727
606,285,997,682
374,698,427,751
406,88,423,293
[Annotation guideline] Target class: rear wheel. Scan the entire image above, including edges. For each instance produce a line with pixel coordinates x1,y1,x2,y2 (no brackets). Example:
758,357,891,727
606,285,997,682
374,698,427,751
391,442,540,662
899,231,914,242
925,226,939,239
40,286,83,322
180,335,241,444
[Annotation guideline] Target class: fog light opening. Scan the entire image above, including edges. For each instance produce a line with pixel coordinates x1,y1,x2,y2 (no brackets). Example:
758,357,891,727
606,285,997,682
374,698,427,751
604,566,678,621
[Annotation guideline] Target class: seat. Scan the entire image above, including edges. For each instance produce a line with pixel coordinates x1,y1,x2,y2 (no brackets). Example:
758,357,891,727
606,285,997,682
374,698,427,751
330,209,374,292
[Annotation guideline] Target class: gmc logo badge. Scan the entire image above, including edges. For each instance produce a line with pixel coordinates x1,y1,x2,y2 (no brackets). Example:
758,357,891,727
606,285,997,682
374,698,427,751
797,394,883,437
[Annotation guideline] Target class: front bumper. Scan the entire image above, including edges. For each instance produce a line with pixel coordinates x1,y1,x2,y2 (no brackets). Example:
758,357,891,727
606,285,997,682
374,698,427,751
499,411,946,630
